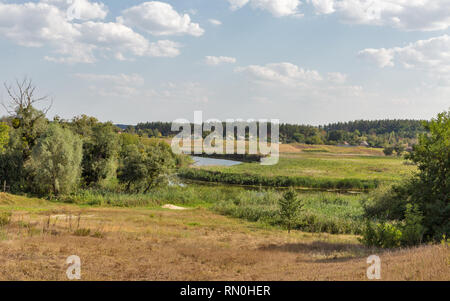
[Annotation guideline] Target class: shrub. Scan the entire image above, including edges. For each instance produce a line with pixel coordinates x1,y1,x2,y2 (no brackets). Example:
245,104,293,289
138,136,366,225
0,211,11,227
400,203,425,246
73,228,91,236
360,221,402,248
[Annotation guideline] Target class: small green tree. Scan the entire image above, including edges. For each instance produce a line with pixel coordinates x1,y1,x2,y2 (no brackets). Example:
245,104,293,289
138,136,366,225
30,124,82,196
401,203,425,246
279,188,304,233
406,110,449,240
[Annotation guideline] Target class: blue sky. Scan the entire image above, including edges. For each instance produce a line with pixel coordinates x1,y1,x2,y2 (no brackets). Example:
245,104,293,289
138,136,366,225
0,0,449,125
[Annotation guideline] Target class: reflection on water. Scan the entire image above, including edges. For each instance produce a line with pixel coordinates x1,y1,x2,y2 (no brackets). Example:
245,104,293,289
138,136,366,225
191,156,242,167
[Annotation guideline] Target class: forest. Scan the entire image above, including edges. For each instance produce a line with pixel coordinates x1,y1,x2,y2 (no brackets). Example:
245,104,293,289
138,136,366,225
132,119,425,148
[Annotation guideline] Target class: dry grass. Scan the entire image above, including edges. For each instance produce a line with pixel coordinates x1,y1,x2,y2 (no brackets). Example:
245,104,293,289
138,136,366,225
279,143,385,156
0,193,448,281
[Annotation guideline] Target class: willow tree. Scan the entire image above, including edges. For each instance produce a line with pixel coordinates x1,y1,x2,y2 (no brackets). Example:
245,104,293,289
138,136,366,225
30,124,82,196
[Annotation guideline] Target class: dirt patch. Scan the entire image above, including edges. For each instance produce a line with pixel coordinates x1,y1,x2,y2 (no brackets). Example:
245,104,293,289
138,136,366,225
162,204,188,210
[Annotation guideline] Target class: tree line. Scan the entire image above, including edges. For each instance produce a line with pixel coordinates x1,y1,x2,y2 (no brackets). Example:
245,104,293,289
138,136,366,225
130,119,425,148
0,79,180,197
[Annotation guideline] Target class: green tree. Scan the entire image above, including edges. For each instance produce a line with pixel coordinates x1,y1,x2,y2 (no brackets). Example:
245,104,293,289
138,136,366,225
279,188,304,233
0,122,9,152
81,123,119,186
29,124,82,196
118,141,176,193
117,144,147,192
0,130,27,192
405,110,450,240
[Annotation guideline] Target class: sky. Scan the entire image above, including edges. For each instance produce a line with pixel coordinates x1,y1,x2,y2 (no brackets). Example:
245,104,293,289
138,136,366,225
0,0,449,125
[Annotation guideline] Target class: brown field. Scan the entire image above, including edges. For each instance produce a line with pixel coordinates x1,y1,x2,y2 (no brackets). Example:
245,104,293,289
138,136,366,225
0,193,448,281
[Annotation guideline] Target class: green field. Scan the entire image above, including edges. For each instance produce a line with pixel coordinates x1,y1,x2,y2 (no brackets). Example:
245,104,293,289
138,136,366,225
198,152,416,181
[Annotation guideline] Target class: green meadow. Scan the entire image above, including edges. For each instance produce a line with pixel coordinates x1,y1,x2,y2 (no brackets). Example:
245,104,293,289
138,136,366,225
198,152,415,181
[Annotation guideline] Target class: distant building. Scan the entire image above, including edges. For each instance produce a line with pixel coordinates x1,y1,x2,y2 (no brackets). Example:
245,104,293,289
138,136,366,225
360,141,369,147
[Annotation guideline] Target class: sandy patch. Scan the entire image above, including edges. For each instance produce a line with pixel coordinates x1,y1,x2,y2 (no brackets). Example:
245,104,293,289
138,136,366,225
162,204,188,210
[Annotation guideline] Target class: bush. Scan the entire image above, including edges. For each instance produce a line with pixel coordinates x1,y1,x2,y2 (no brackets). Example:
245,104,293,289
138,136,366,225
401,203,425,246
383,146,394,156
360,203,425,248
360,221,402,248
0,211,11,227
361,181,413,220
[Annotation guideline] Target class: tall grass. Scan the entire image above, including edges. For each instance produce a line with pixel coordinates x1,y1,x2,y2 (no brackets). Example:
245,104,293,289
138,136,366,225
179,168,379,190
58,184,366,235
212,190,365,235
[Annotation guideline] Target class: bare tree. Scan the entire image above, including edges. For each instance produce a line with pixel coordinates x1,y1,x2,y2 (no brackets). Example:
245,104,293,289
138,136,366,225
2,77,52,116
1,77,52,159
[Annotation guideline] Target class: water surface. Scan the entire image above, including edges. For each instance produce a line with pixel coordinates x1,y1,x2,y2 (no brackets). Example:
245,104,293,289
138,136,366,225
191,156,242,167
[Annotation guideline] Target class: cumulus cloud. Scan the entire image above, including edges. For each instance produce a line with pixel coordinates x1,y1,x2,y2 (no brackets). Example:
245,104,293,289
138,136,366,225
119,1,204,36
228,0,302,17
235,62,362,100
358,35,450,73
42,0,108,21
0,1,182,63
205,56,236,66
309,0,450,31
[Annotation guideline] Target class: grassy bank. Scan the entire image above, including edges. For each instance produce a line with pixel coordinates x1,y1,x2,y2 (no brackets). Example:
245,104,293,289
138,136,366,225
57,185,366,235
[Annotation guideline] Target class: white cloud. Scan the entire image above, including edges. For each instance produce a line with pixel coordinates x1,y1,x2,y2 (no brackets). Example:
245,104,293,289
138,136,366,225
42,0,108,21
308,0,335,14
228,0,250,11
208,19,222,26
235,62,362,102
310,0,450,31
327,72,347,83
119,1,204,36
228,0,302,17
147,40,181,57
235,62,322,86
358,48,394,68
0,1,181,63
359,35,450,74
205,56,236,66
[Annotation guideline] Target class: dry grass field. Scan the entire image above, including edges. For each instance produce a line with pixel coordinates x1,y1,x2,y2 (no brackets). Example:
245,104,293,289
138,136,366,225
0,193,448,281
